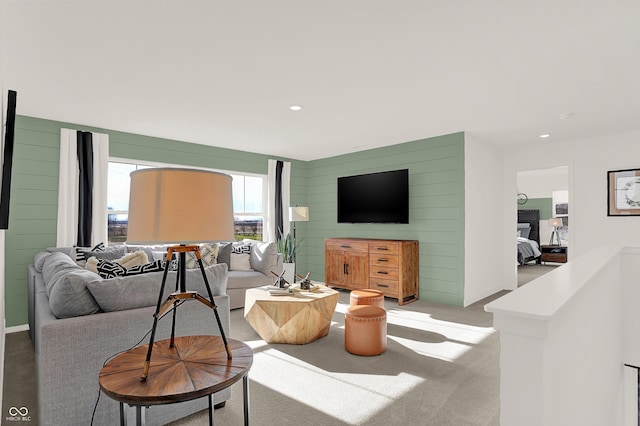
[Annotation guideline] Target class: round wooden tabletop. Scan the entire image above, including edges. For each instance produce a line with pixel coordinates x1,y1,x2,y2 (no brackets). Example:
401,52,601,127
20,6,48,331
99,336,253,406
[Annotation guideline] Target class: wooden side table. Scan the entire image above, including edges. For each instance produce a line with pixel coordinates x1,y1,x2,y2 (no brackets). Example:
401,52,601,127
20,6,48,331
99,335,253,426
540,245,568,264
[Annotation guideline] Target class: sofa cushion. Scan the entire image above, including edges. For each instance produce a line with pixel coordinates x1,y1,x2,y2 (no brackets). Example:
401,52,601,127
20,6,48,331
249,241,278,276
86,263,228,312
230,253,252,271
41,252,102,318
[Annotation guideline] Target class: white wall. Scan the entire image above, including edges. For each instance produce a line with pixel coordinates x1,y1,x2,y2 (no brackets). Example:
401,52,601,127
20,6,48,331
502,129,640,290
464,134,505,305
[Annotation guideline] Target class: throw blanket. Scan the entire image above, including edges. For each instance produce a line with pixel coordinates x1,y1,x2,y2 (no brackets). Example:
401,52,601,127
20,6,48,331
517,237,541,264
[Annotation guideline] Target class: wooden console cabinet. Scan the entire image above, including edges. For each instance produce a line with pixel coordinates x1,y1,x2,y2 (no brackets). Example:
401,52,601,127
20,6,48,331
325,238,419,305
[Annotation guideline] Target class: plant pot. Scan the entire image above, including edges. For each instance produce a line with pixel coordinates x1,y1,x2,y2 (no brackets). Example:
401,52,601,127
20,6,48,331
282,263,295,284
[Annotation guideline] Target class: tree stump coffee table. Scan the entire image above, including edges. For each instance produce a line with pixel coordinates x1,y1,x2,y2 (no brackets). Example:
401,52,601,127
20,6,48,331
99,335,253,426
244,284,339,344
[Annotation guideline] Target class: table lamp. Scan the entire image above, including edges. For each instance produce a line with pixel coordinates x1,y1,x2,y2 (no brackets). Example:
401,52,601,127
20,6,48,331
127,168,235,380
548,217,563,246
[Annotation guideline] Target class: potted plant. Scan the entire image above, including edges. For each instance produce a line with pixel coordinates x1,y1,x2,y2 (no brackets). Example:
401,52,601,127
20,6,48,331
277,232,299,283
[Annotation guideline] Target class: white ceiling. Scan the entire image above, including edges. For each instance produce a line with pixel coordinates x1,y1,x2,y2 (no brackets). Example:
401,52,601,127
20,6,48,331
2,1,639,161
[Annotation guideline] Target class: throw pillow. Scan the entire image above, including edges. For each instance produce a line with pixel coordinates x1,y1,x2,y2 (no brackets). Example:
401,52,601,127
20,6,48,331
124,260,164,276
95,259,127,279
232,243,252,254
217,243,233,269
230,253,252,271
249,241,278,276
77,244,126,266
185,243,219,269
115,250,149,269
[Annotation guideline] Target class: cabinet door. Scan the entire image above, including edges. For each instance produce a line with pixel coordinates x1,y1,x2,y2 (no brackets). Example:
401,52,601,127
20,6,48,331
345,252,368,289
326,251,347,287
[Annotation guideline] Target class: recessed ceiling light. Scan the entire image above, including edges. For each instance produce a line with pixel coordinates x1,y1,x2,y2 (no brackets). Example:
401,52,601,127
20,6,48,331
540,134,551,138
289,105,302,111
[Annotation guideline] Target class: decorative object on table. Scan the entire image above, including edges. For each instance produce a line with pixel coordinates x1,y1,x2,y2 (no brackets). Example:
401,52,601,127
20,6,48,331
548,217,563,246
517,193,528,205
127,168,235,381
607,168,640,216
296,271,313,290
271,270,290,289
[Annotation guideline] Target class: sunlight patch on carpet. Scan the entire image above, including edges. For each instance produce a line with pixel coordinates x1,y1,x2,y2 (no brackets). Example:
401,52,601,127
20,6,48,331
249,348,424,424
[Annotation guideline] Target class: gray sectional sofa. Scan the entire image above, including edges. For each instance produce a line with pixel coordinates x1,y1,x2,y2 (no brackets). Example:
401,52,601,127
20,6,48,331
27,240,282,426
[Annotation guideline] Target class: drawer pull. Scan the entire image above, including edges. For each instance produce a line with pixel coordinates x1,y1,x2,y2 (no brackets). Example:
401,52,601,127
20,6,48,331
377,271,388,275
375,283,389,288
376,247,389,251
341,245,351,249
377,258,389,262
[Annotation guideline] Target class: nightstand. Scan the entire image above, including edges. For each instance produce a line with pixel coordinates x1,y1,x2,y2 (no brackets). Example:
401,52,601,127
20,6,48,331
540,245,568,263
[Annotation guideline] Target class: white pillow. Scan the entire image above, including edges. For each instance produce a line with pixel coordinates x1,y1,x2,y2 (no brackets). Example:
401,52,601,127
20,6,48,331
230,253,253,271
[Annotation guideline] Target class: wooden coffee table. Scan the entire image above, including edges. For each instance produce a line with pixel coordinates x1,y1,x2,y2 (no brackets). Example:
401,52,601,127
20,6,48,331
99,335,252,425
244,284,339,344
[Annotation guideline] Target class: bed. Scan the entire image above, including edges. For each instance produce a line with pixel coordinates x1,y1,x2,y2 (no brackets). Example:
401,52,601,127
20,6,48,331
517,209,542,265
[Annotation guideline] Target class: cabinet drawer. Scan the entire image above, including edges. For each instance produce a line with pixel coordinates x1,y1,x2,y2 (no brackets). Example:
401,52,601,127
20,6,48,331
369,242,399,255
370,279,399,296
370,255,399,267
542,253,567,263
325,240,369,252
370,266,399,281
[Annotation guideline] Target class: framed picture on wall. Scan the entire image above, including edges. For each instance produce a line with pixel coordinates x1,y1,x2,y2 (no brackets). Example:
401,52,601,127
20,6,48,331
608,168,640,216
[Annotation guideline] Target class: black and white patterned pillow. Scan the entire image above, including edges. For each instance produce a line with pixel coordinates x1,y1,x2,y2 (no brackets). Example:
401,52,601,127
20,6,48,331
232,244,251,255
96,258,164,279
95,259,127,279
185,243,219,269
124,260,164,276
72,242,105,263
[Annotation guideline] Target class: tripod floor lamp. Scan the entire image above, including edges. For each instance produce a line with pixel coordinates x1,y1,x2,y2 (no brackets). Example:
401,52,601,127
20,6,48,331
127,168,235,381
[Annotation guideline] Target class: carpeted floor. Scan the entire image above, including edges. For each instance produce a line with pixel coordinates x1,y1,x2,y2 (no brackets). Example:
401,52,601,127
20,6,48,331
168,290,502,426
4,289,505,426
517,263,558,287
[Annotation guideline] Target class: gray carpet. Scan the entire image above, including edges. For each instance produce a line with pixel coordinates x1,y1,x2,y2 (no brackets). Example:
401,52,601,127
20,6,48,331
3,289,504,426
517,263,558,287
169,290,502,426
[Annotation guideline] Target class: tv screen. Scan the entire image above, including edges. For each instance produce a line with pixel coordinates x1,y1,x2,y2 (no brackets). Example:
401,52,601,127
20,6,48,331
0,90,16,230
337,169,409,224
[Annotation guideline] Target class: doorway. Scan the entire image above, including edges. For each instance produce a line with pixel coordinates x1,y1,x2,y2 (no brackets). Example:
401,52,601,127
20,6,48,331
517,166,569,285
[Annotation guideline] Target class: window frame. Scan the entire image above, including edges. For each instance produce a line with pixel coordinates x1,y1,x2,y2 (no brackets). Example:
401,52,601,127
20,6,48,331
107,157,267,243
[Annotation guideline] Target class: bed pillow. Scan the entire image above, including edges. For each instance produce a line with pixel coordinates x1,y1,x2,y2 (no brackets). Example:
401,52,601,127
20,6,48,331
517,223,531,239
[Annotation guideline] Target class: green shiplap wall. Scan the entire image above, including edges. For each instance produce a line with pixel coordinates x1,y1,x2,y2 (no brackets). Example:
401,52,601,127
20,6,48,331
5,115,288,327
300,132,466,306
518,198,552,220
5,115,466,327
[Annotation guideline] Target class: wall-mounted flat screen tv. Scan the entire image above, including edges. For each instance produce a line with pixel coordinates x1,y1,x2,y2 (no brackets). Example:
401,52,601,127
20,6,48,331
337,169,409,224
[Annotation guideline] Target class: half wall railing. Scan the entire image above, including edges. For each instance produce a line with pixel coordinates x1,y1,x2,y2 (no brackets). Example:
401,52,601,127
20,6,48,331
486,246,640,426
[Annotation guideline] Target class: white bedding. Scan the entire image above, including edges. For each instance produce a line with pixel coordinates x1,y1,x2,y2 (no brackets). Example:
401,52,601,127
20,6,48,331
517,237,541,257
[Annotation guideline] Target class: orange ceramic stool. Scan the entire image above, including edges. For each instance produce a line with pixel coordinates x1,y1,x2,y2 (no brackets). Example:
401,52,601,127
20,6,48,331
349,289,384,309
345,305,387,356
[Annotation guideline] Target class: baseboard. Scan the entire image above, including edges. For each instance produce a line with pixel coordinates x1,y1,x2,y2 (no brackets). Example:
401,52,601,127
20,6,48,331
464,286,504,307
5,324,29,334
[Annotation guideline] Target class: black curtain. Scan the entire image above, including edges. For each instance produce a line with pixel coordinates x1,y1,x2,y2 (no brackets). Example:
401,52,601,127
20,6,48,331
275,160,283,241
76,131,93,247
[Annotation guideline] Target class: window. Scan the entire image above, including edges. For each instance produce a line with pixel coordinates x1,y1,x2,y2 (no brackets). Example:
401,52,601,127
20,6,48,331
107,160,265,244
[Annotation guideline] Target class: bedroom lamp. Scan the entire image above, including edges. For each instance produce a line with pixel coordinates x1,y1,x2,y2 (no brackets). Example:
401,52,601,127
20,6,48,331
127,168,235,380
289,206,309,280
548,217,563,246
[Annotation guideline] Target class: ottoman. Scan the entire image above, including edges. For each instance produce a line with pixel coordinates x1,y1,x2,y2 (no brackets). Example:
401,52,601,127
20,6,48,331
344,305,387,356
349,289,384,309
